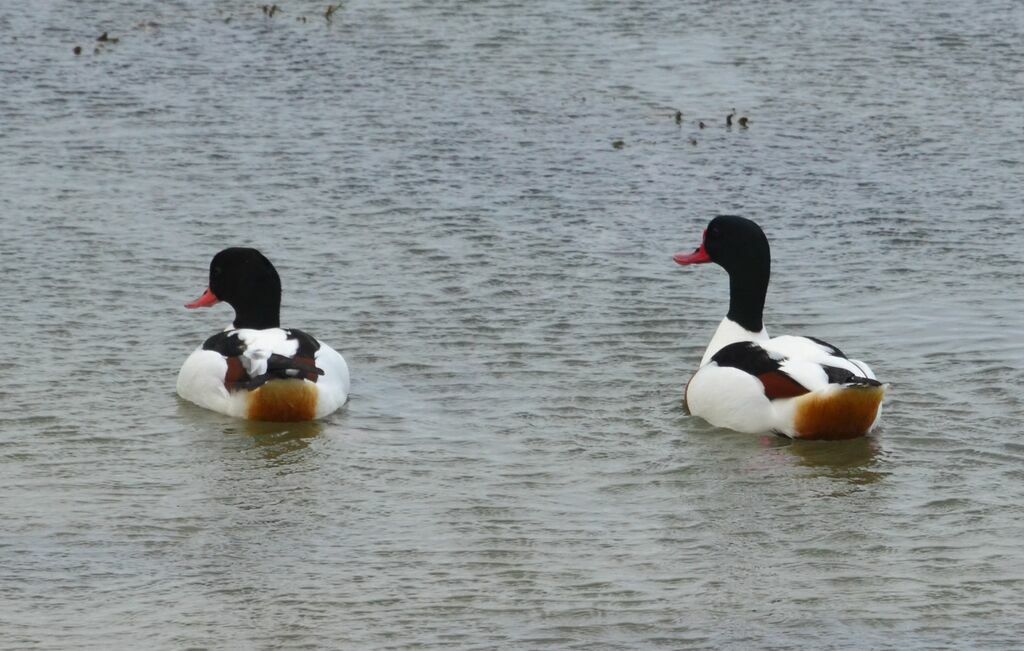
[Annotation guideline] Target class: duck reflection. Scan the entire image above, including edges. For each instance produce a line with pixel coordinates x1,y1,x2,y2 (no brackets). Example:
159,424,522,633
237,419,323,459
178,396,331,461
761,434,886,484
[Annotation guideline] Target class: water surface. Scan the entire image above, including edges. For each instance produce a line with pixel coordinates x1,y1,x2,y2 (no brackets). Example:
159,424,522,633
2,1,1023,648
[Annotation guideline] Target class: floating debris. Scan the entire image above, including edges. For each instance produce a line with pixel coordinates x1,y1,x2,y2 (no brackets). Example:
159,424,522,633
611,139,625,149
97,31,118,44
325,4,341,21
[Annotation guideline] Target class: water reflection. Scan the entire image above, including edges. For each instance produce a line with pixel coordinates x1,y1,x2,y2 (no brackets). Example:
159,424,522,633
236,419,324,460
177,398,324,459
762,434,887,485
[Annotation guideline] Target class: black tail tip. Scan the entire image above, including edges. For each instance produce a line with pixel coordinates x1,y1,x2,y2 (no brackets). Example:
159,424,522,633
846,377,883,388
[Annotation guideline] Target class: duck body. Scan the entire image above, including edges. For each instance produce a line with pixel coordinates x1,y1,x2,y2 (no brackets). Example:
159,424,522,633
177,248,350,422
684,318,882,439
676,216,884,440
177,328,349,421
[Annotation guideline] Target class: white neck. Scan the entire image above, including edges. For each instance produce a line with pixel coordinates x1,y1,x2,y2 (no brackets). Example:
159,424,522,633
699,317,769,367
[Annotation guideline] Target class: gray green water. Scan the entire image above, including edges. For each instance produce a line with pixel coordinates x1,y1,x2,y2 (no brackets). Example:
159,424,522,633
2,1,1023,648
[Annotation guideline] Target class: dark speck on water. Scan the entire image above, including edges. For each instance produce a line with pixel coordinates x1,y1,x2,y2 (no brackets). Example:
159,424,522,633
3,1,1023,648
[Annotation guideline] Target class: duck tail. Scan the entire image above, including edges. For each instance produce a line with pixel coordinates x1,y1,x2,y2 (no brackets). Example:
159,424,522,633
793,383,885,440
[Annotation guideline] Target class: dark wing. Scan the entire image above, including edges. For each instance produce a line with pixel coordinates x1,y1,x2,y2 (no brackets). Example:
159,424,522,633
202,330,323,390
756,372,811,399
821,365,882,388
203,331,253,389
285,329,321,357
710,342,812,401
802,336,847,359
202,331,246,356
799,336,877,380
229,355,324,390
284,329,323,382
265,353,323,383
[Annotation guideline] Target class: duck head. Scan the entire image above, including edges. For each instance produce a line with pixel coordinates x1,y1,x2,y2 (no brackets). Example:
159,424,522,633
185,247,282,329
674,215,771,333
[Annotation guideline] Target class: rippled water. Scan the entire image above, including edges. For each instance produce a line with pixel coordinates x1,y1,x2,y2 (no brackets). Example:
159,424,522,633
2,1,1023,648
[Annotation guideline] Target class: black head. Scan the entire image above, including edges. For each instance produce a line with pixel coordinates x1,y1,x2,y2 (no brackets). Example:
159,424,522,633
702,215,770,276
185,247,282,329
673,215,771,332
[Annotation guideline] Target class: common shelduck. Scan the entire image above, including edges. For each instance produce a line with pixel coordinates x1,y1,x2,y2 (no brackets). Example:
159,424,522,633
176,248,350,421
674,216,884,440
